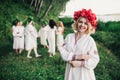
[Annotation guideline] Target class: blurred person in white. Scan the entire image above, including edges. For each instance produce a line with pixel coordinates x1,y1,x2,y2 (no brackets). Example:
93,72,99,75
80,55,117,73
38,20,48,48
12,19,24,54
25,17,41,58
47,19,57,57
12,19,18,54
58,9,100,80
56,21,64,48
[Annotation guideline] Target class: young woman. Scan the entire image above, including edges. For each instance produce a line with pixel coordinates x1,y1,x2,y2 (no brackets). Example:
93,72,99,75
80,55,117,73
25,17,41,58
58,9,100,80
56,21,64,47
47,19,57,57
38,21,48,48
12,20,24,54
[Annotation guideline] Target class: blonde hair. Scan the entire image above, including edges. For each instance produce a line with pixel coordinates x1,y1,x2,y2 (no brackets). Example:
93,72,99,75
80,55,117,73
58,21,64,34
58,21,64,28
72,17,95,34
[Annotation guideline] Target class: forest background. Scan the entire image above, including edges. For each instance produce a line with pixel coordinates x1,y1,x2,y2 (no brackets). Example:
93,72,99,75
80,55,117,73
0,0,120,80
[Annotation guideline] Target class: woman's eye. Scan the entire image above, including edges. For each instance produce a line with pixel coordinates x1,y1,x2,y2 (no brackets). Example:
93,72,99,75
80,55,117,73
85,22,88,25
78,21,82,23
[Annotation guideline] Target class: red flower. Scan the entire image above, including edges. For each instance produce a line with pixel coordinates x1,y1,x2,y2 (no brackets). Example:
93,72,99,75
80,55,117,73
74,9,97,28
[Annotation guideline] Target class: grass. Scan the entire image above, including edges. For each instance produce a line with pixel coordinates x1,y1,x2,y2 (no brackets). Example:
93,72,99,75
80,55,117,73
0,44,66,80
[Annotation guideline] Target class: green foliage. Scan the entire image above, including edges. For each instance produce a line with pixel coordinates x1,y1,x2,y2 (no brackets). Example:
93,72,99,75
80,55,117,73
97,20,106,31
49,0,69,16
59,17,73,27
105,21,120,32
0,45,66,80
92,31,120,58
94,20,120,59
97,20,120,32
95,43,120,80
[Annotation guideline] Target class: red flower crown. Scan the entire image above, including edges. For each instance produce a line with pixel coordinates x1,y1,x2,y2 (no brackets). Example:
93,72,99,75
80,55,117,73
74,9,97,28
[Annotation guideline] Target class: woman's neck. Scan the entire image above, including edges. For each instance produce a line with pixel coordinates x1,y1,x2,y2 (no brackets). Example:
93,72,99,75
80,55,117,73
77,32,84,36
75,32,84,41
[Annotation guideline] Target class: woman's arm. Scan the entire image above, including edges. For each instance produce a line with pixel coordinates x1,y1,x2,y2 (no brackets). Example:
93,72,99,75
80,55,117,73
58,34,75,61
82,39,100,70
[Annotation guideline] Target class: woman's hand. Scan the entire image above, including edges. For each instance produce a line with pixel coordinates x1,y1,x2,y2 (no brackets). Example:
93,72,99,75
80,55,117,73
17,32,19,34
69,61,81,67
76,53,89,61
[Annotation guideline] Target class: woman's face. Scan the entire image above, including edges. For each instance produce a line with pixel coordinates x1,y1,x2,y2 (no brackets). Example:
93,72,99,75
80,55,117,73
77,17,88,33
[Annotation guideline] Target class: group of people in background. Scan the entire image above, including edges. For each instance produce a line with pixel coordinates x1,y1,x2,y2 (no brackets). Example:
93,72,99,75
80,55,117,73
38,20,65,57
12,17,65,58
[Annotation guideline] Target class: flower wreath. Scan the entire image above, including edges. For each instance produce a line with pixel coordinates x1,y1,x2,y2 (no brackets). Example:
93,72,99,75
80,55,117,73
74,9,97,29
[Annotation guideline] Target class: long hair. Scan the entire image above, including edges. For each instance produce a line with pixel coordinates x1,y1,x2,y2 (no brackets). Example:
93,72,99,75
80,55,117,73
57,21,64,34
49,19,56,29
12,19,19,26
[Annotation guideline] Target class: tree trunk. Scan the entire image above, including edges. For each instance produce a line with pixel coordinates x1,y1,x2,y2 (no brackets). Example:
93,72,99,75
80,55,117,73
30,0,34,7
40,1,52,19
36,0,43,16
34,0,40,15
34,0,38,10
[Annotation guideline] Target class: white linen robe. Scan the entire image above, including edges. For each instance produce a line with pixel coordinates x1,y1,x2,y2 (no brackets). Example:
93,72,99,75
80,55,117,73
38,25,48,46
13,26,24,49
47,26,56,54
25,24,37,50
56,27,64,47
58,33,100,80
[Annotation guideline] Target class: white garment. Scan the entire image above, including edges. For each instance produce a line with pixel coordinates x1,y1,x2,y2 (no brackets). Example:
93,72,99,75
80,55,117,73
25,24,37,50
47,26,56,54
12,26,15,30
58,33,100,80
13,26,24,49
56,27,64,47
38,25,48,46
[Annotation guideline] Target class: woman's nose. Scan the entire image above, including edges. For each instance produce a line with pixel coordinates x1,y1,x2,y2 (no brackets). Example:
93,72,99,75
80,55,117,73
81,23,85,26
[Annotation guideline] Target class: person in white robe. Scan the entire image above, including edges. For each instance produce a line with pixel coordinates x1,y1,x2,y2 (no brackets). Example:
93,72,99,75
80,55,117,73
12,19,19,32
12,19,18,53
12,19,19,54
47,19,57,57
25,17,41,58
56,21,64,47
38,23,48,48
58,9,100,80
13,21,24,54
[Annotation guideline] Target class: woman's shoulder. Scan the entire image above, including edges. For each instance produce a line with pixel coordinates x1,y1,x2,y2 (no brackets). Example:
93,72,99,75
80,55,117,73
86,34,96,43
54,26,57,29
25,24,33,29
21,26,24,29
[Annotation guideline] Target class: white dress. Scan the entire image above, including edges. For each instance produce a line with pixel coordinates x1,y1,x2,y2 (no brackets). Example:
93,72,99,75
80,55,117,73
13,26,24,49
56,27,64,47
38,25,48,46
58,33,100,80
12,26,15,30
47,26,56,54
25,24,37,50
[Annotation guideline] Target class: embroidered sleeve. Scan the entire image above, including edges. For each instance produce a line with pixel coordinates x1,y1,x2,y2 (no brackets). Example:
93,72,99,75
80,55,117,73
58,34,74,61
84,38,100,70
